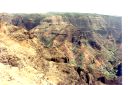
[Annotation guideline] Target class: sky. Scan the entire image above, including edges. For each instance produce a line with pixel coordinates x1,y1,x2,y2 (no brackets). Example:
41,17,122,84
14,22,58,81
0,0,124,16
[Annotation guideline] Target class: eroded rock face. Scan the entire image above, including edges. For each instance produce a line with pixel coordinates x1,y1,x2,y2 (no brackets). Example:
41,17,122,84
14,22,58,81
42,15,69,25
0,13,122,85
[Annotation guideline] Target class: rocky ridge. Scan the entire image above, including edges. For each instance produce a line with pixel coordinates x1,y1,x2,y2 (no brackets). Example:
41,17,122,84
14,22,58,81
0,13,122,85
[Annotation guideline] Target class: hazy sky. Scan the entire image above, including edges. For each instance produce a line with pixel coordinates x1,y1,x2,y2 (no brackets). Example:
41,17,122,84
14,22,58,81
0,0,124,16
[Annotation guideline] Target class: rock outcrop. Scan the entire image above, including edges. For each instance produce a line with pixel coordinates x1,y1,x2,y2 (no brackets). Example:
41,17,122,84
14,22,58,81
0,13,122,85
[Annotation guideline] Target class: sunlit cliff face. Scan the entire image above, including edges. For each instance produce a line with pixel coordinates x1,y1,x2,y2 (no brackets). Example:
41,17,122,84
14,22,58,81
0,13,122,85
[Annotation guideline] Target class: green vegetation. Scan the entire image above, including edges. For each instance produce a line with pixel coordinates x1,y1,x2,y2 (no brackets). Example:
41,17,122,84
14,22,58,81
41,36,53,47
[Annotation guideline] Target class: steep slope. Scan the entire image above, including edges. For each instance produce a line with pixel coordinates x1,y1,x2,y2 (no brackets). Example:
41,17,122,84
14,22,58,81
0,13,122,85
